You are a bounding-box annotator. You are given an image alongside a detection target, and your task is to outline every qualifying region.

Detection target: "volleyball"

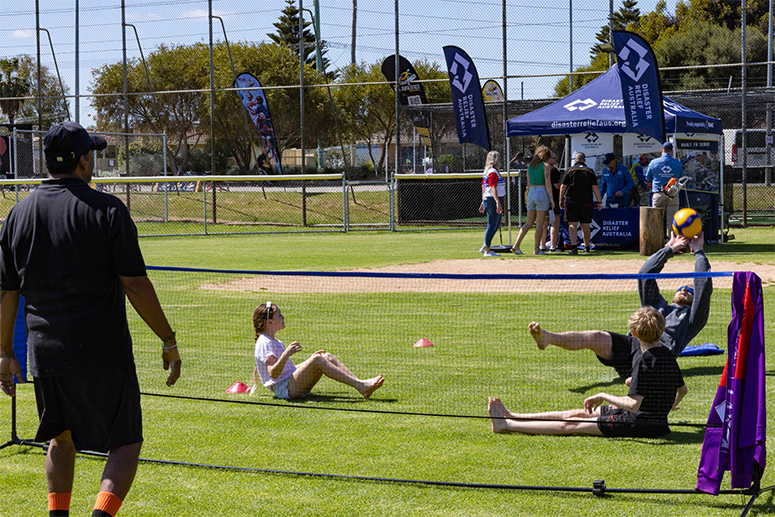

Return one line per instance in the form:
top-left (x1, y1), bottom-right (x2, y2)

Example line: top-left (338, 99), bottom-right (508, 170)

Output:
top-left (672, 208), bottom-right (702, 238)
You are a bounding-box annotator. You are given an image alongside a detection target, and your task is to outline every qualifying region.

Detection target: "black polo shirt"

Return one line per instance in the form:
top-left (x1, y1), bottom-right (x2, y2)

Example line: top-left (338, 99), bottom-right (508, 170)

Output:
top-left (0, 177), bottom-right (146, 377)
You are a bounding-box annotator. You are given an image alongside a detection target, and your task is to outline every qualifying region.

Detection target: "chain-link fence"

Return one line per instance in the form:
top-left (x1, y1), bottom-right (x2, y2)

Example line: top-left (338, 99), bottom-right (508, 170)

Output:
top-left (1, 1), bottom-right (773, 229)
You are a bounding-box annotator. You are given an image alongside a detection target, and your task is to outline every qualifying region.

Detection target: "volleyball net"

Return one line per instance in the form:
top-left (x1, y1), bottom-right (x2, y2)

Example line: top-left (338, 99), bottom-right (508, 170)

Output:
top-left (129, 266), bottom-right (737, 421)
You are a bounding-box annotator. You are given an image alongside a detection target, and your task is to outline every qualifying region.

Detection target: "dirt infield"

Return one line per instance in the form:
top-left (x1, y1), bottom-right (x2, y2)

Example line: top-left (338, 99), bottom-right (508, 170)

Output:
top-left (199, 258), bottom-right (772, 294)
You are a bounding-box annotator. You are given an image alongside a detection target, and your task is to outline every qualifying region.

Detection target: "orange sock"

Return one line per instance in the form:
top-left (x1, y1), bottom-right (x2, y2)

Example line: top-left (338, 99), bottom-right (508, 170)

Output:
top-left (92, 491), bottom-right (122, 517)
top-left (48, 492), bottom-right (71, 515)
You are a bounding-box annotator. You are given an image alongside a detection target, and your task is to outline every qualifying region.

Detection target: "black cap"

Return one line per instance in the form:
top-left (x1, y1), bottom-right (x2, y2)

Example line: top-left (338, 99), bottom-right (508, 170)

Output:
top-left (43, 121), bottom-right (107, 165)
top-left (603, 152), bottom-right (617, 164)
top-left (662, 142), bottom-right (673, 151)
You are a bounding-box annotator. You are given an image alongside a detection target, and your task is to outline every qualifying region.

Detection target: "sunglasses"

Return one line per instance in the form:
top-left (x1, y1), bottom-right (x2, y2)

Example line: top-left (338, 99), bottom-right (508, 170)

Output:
top-left (676, 286), bottom-right (694, 295)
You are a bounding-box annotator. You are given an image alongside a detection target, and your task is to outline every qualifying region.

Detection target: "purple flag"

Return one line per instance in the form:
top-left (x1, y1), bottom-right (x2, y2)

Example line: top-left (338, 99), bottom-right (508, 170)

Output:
top-left (697, 272), bottom-right (766, 494)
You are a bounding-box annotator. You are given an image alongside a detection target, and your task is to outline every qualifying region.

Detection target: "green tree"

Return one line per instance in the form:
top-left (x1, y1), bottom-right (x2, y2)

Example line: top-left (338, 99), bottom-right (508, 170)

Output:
top-left (592, 0), bottom-right (642, 58)
top-left (12, 55), bottom-right (70, 128)
top-left (0, 58), bottom-right (31, 125)
top-left (334, 61), bottom-right (394, 167)
top-left (268, 0), bottom-right (332, 76)
top-left (91, 41), bottom-right (334, 175)
top-left (656, 21), bottom-right (769, 90)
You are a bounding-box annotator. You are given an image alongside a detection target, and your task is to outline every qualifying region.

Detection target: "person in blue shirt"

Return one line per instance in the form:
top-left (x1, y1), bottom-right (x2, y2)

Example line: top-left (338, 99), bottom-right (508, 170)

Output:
top-left (645, 142), bottom-right (684, 237)
top-left (600, 153), bottom-right (634, 208)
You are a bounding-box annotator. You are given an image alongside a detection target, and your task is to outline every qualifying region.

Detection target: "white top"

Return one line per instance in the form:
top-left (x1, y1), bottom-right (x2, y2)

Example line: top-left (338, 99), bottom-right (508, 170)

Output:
top-left (482, 167), bottom-right (506, 198)
top-left (254, 334), bottom-right (295, 389)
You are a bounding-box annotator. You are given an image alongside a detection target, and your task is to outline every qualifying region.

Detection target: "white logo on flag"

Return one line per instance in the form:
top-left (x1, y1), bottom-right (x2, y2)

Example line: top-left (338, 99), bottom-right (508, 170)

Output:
top-left (617, 39), bottom-right (650, 81)
top-left (449, 53), bottom-right (473, 93)
top-left (564, 99), bottom-right (597, 111)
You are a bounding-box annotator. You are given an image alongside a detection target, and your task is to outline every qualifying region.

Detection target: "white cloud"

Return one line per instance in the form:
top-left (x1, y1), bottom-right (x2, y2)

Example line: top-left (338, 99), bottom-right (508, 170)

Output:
top-left (13, 30), bottom-right (34, 39)
top-left (181, 9), bottom-right (232, 20)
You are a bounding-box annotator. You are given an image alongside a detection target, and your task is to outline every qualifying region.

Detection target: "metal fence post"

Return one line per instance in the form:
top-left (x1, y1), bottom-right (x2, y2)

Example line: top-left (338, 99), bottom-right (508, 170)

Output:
top-left (203, 180), bottom-right (208, 235)
top-left (12, 127), bottom-right (18, 203)
top-left (343, 174), bottom-right (348, 232)
top-left (163, 131), bottom-right (169, 223)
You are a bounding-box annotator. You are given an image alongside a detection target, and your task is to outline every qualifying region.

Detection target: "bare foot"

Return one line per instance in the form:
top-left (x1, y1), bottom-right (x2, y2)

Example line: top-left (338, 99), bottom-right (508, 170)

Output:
top-left (488, 397), bottom-right (507, 433)
top-left (361, 375), bottom-right (384, 399)
top-left (529, 321), bottom-right (550, 350)
top-left (491, 397), bottom-right (516, 419)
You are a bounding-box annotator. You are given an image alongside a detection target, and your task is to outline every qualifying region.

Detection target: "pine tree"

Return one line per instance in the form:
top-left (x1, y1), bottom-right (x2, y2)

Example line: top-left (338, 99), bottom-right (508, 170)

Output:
top-left (267, 0), bottom-right (331, 74)
top-left (591, 0), bottom-right (642, 58)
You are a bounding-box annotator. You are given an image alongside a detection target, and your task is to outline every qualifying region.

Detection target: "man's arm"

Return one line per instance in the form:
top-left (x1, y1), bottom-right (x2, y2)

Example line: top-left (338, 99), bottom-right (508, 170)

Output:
top-left (120, 275), bottom-right (181, 387)
top-left (687, 232), bottom-right (713, 336)
top-left (0, 289), bottom-right (23, 396)
top-left (559, 184), bottom-right (568, 208)
top-left (592, 185), bottom-right (603, 210)
top-left (620, 166), bottom-right (634, 194)
top-left (638, 233), bottom-right (689, 308)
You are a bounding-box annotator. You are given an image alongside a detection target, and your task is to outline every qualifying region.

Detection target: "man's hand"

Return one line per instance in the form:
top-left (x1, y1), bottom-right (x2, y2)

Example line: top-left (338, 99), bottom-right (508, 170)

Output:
top-left (690, 231), bottom-right (705, 253)
top-left (0, 354), bottom-right (24, 396)
top-left (667, 231), bottom-right (690, 253)
top-left (162, 347), bottom-right (181, 387)
top-left (615, 191), bottom-right (623, 197)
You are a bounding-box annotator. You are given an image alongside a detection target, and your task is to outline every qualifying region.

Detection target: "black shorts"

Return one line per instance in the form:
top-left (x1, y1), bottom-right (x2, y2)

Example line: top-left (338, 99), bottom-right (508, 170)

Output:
top-left (596, 332), bottom-right (639, 378)
top-left (564, 202), bottom-right (594, 224)
top-left (34, 366), bottom-right (143, 452)
top-left (597, 406), bottom-right (670, 437)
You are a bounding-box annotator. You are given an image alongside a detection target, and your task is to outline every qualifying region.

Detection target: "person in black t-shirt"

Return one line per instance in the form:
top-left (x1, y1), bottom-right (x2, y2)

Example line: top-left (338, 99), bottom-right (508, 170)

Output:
top-left (0, 122), bottom-right (182, 517)
top-left (559, 152), bottom-right (603, 254)
top-left (488, 307), bottom-right (687, 437)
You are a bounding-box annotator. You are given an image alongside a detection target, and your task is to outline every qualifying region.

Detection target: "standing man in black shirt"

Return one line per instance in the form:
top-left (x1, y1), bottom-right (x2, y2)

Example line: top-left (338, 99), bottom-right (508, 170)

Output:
top-left (559, 152), bottom-right (603, 254)
top-left (0, 122), bottom-right (182, 517)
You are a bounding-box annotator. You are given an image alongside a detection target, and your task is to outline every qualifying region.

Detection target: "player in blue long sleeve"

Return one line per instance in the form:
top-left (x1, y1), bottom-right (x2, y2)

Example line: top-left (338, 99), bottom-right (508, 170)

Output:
top-left (600, 153), bottom-right (634, 208)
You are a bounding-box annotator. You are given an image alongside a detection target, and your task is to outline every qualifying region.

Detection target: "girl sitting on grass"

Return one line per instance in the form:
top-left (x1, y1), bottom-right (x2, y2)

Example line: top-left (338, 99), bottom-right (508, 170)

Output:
top-left (251, 302), bottom-right (384, 400)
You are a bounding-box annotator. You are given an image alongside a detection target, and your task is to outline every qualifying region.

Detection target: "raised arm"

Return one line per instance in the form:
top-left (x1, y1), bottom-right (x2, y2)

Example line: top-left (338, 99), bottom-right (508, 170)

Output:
top-left (638, 233), bottom-right (689, 308)
top-left (265, 341), bottom-right (301, 379)
top-left (120, 275), bottom-right (181, 387)
top-left (687, 232), bottom-right (713, 336)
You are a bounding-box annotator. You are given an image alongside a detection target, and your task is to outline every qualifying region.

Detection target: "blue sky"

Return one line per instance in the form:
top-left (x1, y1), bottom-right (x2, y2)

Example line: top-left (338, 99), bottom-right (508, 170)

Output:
top-left (1, 0), bottom-right (678, 125)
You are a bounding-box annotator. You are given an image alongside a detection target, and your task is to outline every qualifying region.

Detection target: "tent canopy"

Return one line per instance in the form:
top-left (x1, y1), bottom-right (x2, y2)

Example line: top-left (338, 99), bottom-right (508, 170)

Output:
top-left (506, 66), bottom-right (722, 137)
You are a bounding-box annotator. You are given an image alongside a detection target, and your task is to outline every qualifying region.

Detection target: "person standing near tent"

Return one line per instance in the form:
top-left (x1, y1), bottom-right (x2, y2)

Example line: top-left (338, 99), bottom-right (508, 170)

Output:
top-left (539, 154), bottom-right (563, 252)
top-left (600, 153), bottom-right (634, 208)
top-left (628, 154), bottom-right (649, 206)
top-left (0, 121), bottom-right (182, 517)
top-left (511, 146), bottom-right (555, 255)
top-left (559, 152), bottom-right (603, 254)
top-left (646, 142), bottom-right (684, 238)
top-left (478, 151), bottom-right (505, 257)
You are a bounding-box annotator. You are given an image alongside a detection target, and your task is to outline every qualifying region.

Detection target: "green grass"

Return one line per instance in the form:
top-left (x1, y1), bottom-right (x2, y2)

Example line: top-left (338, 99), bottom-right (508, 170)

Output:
top-left (1, 227), bottom-right (774, 516)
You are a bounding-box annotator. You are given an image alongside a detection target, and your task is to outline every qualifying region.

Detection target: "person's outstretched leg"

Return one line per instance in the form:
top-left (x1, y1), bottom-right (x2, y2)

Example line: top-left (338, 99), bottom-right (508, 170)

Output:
top-left (289, 353), bottom-right (384, 399)
top-left (47, 431), bottom-right (76, 517)
top-left (91, 441), bottom-right (142, 516)
top-left (488, 397), bottom-right (602, 435)
top-left (528, 321), bottom-right (613, 361)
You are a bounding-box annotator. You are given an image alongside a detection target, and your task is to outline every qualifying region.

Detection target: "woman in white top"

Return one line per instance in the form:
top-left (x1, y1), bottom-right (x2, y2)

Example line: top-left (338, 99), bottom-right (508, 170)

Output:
top-left (252, 302), bottom-right (385, 400)
top-left (479, 151), bottom-right (506, 257)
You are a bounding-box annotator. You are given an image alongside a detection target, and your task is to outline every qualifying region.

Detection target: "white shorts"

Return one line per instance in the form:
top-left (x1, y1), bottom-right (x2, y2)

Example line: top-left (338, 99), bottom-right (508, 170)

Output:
top-left (269, 378), bottom-right (291, 400)
top-left (527, 187), bottom-right (550, 211)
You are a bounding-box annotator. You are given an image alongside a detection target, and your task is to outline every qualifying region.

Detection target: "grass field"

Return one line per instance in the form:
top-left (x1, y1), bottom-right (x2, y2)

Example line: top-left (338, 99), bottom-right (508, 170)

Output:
top-left (1, 227), bottom-right (773, 516)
